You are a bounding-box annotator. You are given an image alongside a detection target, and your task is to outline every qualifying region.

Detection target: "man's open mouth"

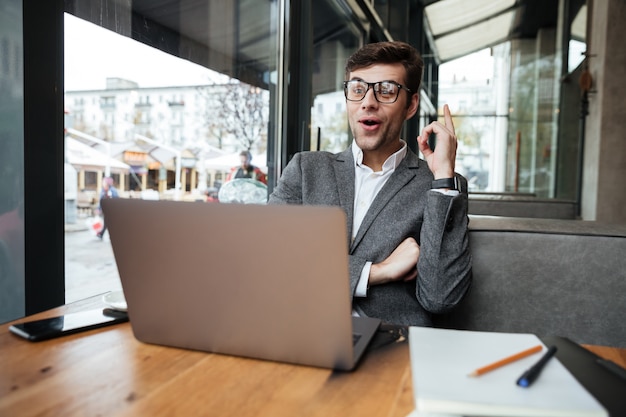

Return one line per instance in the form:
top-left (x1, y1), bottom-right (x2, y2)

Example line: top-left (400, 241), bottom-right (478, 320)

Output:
top-left (360, 118), bottom-right (381, 126)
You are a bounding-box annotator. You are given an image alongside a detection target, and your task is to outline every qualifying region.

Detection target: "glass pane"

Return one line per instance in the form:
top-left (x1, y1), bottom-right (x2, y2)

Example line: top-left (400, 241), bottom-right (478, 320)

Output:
top-left (439, 48), bottom-right (507, 193)
top-left (64, 1), bottom-right (277, 302)
top-left (440, 38), bottom-right (562, 199)
top-left (507, 35), bottom-right (560, 198)
top-left (0, 0), bottom-right (25, 322)
top-left (310, 0), bottom-right (361, 152)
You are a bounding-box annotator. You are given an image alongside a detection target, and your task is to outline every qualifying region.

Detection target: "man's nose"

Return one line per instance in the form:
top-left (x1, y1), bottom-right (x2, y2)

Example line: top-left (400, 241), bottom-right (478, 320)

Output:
top-left (361, 87), bottom-right (378, 108)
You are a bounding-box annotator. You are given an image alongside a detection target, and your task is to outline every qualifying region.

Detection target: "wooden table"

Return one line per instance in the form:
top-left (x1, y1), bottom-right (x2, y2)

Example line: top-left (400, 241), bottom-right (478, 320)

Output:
top-left (2, 297), bottom-right (625, 417)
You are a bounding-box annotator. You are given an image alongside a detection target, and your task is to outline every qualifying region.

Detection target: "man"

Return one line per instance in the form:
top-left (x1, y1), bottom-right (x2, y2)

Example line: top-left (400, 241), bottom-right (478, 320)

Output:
top-left (96, 176), bottom-right (119, 239)
top-left (226, 150), bottom-right (267, 185)
top-left (269, 41), bottom-right (472, 326)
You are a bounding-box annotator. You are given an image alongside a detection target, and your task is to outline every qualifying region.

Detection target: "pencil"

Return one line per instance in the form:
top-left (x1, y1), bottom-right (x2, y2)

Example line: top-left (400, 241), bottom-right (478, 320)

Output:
top-left (468, 345), bottom-right (543, 377)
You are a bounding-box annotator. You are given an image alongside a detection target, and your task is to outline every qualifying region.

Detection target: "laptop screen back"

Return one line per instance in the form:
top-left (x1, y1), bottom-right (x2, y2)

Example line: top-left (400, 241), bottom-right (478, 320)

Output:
top-left (103, 199), bottom-right (358, 369)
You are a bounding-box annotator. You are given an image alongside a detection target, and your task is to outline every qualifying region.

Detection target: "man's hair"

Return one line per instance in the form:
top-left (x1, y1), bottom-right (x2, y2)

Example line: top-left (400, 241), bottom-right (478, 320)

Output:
top-left (345, 41), bottom-right (424, 97)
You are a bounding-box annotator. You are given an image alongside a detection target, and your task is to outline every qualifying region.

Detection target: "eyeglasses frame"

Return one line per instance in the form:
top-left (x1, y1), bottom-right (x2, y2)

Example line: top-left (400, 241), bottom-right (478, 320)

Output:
top-left (343, 80), bottom-right (413, 104)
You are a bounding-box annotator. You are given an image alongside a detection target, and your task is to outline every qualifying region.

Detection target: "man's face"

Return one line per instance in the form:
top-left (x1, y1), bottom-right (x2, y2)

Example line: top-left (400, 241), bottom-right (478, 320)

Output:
top-left (240, 155), bottom-right (250, 168)
top-left (346, 63), bottom-right (418, 157)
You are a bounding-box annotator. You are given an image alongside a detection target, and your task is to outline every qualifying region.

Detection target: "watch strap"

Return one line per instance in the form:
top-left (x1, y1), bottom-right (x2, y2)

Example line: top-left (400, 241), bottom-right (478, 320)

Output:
top-left (431, 177), bottom-right (458, 190)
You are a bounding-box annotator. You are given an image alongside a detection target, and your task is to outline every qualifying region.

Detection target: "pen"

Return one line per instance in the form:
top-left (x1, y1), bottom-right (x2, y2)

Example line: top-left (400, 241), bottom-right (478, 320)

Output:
top-left (516, 345), bottom-right (558, 387)
top-left (468, 344), bottom-right (543, 377)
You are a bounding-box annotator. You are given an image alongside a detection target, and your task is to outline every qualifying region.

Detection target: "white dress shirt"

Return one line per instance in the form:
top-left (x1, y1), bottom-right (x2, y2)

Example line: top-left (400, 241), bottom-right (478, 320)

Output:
top-left (351, 140), bottom-right (408, 297)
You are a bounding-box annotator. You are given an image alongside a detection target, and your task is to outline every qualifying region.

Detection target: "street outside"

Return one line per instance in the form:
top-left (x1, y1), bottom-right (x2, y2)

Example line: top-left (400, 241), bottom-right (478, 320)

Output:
top-left (65, 224), bottom-right (122, 304)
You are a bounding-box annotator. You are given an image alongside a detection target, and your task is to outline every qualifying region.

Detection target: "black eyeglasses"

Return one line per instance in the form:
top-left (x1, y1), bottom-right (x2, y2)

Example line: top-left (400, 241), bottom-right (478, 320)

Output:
top-left (343, 80), bottom-right (412, 103)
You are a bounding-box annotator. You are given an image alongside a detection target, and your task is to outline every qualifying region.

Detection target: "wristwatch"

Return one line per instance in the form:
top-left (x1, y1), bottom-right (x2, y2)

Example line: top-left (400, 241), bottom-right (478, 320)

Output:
top-left (431, 177), bottom-right (458, 190)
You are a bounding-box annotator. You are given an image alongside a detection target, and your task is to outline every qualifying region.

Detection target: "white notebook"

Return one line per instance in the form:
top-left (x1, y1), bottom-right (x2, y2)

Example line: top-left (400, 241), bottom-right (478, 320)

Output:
top-left (408, 327), bottom-right (607, 417)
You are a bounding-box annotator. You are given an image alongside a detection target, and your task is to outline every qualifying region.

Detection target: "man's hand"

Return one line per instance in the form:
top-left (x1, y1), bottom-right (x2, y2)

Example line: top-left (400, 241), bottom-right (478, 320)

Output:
top-left (369, 237), bottom-right (420, 285)
top-left (417, 104), bottom-right (457, 179)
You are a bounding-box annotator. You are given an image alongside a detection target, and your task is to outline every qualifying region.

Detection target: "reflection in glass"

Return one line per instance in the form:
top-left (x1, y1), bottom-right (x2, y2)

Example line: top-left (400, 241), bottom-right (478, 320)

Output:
top-left (310, 0), bottom-right (361, 152)
top-left (0, 0), bottom-right (25, 322)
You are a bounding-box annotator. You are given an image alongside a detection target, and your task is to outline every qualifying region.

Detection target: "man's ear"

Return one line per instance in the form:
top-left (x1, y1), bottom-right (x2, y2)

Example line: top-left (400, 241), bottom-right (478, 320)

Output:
top-left (405, 93), bottom-right (419, 120)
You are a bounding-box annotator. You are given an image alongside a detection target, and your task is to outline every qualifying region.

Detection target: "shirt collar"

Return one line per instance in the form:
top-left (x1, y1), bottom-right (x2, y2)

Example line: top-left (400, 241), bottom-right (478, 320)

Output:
top-left (351, 140), bottom-right (407, 172)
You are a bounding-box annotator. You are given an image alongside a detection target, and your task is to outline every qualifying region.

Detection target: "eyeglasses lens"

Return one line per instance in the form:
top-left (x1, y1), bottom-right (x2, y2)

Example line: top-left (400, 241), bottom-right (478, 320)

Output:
top-left (345, 81), bottom-right (399, 103)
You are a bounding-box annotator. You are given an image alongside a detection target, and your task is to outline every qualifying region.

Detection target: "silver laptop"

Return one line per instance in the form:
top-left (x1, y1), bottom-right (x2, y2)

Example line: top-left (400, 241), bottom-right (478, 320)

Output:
top-left (102, 198), bottom-right (380, 371)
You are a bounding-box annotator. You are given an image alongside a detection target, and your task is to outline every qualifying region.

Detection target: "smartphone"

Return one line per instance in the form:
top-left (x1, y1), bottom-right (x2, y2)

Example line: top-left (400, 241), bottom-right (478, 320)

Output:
top-left (9, 308), bottom-right (128, 342)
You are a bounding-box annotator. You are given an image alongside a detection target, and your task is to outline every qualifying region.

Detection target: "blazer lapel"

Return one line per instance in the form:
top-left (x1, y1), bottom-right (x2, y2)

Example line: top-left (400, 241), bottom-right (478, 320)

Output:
top-left (334, 149), bottom-right (356, 239)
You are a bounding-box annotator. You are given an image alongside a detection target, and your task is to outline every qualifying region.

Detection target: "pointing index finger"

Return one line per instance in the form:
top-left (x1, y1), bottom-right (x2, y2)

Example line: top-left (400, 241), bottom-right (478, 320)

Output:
top-left (443, 104), bottom-right (455, 132)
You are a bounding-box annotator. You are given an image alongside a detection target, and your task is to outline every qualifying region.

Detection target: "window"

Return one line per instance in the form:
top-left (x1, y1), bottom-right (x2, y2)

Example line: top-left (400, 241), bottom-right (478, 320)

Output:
top-left (310, 0), bottom-right (362, 152)
top-left (63, 1), bottom-right (278, 302)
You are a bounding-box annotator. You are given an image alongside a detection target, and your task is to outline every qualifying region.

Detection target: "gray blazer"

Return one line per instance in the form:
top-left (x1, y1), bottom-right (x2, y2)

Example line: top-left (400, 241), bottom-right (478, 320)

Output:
top-left (268, 147), bottom-right (472, 326)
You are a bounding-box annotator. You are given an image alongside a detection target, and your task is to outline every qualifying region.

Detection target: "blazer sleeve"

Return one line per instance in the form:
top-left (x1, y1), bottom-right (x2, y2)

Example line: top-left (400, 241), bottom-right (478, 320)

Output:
top-left (268, 154), bottom-right (304, 205)
top-left (416, 181), bottom-right (472, 314)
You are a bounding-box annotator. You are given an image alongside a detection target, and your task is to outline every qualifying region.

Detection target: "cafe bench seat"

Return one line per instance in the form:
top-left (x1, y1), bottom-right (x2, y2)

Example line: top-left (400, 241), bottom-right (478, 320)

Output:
top-left (433, 215), bottom-right (626, 348)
